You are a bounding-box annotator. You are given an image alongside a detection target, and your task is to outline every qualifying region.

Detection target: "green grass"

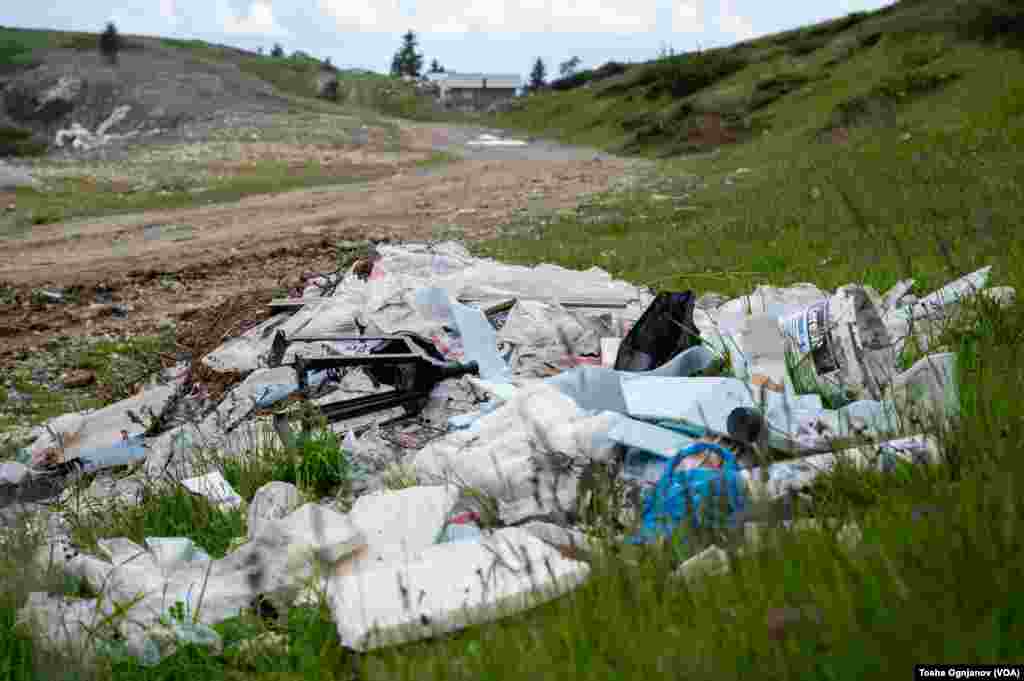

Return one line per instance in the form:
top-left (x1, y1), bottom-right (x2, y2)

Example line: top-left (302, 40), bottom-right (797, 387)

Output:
top-left (0, 27), bottom-right (52, 68)
top-left (2, 145), bottom-right (457, 237)
top-left (0, 332), bottom-right (176, 436)
top-left (0, 127), bottom-right (47, 158)
top-left (64, 482), bottom-right (246, 560)
top-left (218, 412), bottom-right (353, 502)
top-left (0, 161), bottom-right (383, 239)
top-left (493, 0), bottom-right (1024, 157)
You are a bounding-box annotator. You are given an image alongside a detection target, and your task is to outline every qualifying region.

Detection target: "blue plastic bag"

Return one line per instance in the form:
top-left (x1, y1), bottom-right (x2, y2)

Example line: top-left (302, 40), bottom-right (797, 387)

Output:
top-left (628, 442), bottom-right (747, 544)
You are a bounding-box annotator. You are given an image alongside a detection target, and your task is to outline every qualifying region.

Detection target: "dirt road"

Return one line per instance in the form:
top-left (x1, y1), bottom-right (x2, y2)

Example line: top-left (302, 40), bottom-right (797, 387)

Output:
top-left (0, 121), bottom-right (642, 361)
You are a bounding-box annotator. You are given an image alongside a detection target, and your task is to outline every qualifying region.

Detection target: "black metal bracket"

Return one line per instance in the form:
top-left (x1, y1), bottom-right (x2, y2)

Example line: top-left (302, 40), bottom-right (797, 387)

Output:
top-left (266, 330), bottom-right (479, 427)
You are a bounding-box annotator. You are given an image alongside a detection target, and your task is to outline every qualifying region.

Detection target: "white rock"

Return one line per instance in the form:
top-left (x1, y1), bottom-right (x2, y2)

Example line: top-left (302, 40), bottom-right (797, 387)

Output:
top-left (326, 527), bottom-right (590, 651)
top-left (96, 104), bottom-right (132, 136)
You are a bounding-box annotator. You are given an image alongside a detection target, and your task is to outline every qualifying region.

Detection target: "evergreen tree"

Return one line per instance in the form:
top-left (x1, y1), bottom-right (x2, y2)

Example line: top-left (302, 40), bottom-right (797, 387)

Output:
top-left (99, 22), bottom-right (121, 65)
top-left (270, 43), bottom-right (285, 58)
top-left (390, 30), bottom-right (423, 77)
top-left (528, 57), bottom-right (547, 92)
top-left (429, 58), bottom-right (445, 73)
top-left (558, 55), bottom-right (581, 77)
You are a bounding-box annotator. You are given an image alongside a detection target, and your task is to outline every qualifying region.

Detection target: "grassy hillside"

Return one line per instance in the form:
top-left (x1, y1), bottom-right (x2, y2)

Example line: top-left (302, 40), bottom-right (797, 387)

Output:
top-left (495, 0), bottom-right (1023, 157)
top-left (0, 25), bottom-right (450, 125)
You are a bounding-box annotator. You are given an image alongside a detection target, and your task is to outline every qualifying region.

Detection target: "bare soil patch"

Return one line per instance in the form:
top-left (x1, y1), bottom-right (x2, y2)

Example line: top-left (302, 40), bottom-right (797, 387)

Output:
top-left (0, 122), bottom-right (633, 363)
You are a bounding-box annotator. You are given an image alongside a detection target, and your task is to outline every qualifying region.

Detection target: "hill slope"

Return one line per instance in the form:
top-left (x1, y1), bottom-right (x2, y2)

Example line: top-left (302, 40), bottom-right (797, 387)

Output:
top-left (495, 0), bottom-right (1023, 157)
top-left (0, 26), bottom-right (445, 156)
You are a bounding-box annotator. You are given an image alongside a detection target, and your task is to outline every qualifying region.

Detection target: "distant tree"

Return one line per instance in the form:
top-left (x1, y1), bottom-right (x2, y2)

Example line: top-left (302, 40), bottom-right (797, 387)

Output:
top-left (270, 43), bottom-right (285, 58)
top-left (99, 22), bottom-right (121, 64)
top-left (390, 30), bottom-right (423, 77)
top-left (429, 58), bottom-right (445, 73)
top-left (528, 57), bottom-right (547, 93)
top-left (324, 56), bottom-right (332, 67)
top-left (257, 46), bottom-right (264, 55)
top-left (558, 55), bottom-right (582, 77)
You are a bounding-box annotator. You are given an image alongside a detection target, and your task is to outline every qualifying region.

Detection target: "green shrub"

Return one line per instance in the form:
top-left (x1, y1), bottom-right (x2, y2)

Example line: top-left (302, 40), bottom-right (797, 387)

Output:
top-left (0, 126), bottom-right (47, 157)
top-left (220, 418), bottom-right (351, 500)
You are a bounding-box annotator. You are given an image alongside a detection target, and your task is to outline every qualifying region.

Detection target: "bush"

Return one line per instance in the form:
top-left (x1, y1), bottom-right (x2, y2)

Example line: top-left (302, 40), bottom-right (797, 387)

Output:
top-left (0, 126), bottom-right (47, 157)
top-left (958, 0), bottom-right (1024, 49)
top-left (597, 51), bottom-right (746, 100)
top-left (749, 73), bottom-right (811, 110)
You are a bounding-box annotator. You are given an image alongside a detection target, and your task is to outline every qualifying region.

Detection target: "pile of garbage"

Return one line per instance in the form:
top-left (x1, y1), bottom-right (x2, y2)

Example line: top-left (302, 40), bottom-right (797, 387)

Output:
top-left (2, 241), bottom-right (1014, 664)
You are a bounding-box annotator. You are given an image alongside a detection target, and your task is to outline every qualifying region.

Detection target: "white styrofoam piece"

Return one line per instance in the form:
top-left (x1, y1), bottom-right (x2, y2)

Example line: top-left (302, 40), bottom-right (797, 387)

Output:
top-left (335, 485), bottom-right (459, 577)
top-left (181, 471), bottom-right (243, 511)
top-left (253, 503), bottom-right (367, 565)
top-left (600, 338), bottom-right (622, 368)
top-left (326, 527), bottom-right (589, 651)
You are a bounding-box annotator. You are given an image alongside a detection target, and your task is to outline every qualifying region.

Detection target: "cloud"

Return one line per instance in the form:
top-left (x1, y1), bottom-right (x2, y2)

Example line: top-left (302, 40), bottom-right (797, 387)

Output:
top-left (718, 0), bottom-right (757, 41)
top-left (671, 0), bottom-right (705, 33)
top-left (221, 0), bottom-right (289, 36)
top-left (159, 0), bottom-right (180, 24)
top-left (318, 0), bottom-right (658, 34)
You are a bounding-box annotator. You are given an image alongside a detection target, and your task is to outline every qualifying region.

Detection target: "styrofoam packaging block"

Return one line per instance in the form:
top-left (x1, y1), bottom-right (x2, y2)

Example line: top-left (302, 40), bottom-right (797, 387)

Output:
top-left (253, 503), bottom-right (367, 565)
top-left (326, 527), bottom-right (590, 651)
top-left (334, 485), bottom-right (459, 577)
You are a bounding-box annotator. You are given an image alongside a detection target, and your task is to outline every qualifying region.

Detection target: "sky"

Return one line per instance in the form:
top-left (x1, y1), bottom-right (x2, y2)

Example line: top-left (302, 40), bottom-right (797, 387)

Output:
top-left (9, 0), bottom-right (897, 80)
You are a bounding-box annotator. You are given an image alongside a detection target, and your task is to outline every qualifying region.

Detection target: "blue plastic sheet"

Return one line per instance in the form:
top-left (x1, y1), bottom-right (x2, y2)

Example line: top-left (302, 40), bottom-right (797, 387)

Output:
top-left (415, 287), bottom-right (511, 381)
top-left (628, 442), bottom-right (747, 544)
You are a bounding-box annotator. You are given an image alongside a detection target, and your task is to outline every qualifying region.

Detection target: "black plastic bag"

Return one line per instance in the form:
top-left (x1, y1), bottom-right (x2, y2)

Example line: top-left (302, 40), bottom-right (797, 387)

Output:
top-left (614, 291), bottom-right (699, 372)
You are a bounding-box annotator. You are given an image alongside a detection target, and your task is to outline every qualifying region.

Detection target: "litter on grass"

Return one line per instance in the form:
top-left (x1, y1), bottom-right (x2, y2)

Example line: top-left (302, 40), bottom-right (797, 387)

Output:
top-left (6, 241), bottom-right (1012, 661)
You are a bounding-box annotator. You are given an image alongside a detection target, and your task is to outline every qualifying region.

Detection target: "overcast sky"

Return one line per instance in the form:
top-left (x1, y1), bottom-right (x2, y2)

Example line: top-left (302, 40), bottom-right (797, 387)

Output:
top-left (10, 0), bottom-right (896, 79)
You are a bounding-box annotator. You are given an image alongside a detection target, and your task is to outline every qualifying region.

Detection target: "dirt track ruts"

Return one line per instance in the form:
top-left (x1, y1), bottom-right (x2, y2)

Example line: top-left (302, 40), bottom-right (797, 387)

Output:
top-left (0, 122), bottom-right (640, 361)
